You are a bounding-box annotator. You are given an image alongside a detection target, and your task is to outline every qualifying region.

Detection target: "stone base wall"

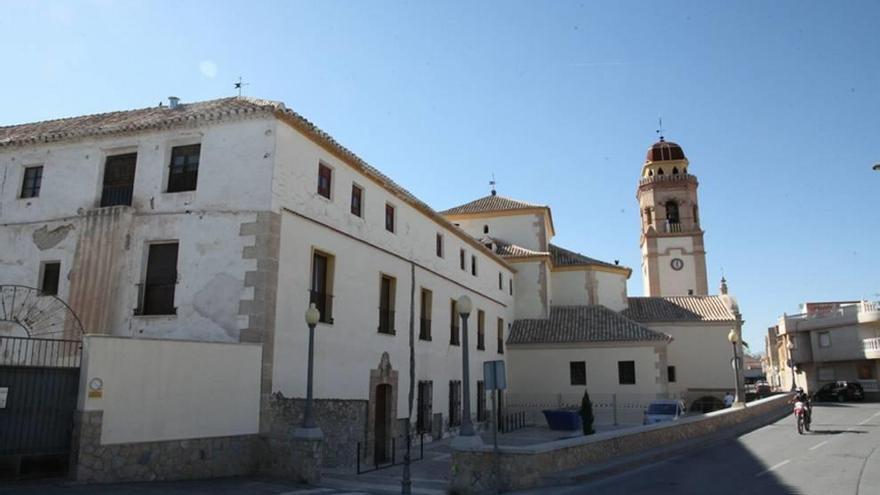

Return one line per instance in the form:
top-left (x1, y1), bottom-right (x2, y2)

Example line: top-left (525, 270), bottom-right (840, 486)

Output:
top-left (265, 393), bottom-right (368, 467)
top-left (450, 393), bottom-right (793, 494)
top-left (72, 411), bottom-right (259, 483)
top-left (260, 433), bottom-right (322, 483)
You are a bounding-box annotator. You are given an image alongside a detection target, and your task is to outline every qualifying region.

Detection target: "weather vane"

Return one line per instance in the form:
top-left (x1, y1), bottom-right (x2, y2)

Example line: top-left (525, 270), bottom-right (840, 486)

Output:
top-left (490, 174), bottom-right (497, 195)
top-left (234, 76), bottom-right (250, 97)
top-left (656, 117), bottom-right (665, 141)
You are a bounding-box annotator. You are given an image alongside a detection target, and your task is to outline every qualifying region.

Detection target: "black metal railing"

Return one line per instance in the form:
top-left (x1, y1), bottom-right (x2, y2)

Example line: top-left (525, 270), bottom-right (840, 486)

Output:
top-left (378, 309), bottom-right (395, 334)
top-left (134, 282), bottom-right (177, 316)
top-left (309, 290), bottom-right (334, 323)
top-left (0, 336), bottom-right (81, 368)
top-left (356, 433), bottom-right (425, 474)
top-left (500, 411), bottom-right (528, 433)
top-left (99, 184), bottom-right (134, 207)
top-left (419, 318), bottom-right (432, 340)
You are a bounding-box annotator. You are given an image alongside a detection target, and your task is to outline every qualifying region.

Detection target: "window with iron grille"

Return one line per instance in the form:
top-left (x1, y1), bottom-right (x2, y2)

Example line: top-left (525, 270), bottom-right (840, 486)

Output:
top-left (448, 380), bottom-right (462, 427)
top-left (570, 361), bottom-right (586, 385)
top-left (477, 380), bottom-right (487, 422)
top-left (318, 163), bottom-right (332, 198)
top-left (497, 318), bottom-right (504, 354)
top-left (167, 144), bottom-right (200, 192)
top-left (310, 251), bottom-right (334, 323)
top-left (138, 243), bottom-right (178, 315)
top-left (618, 360), bottom-right (636, 385)
top-left (477, 310), bottom-right (485, 350)
top-left (419, 288), bottom-right (432, 341)
top-left (351, 183), bottom-right (363, 217)
top-left (417, 381), bottom-right (433, 434)
top-left (20, 166), bottom-right (43, 198)
top-left (101, 153), bottom-right (137, 207)
top-left (449, 299), bottom-right (460, 345)
top-left (378, 275), bottom-right (396, 334)
top-left (385, 204), bottom-right (395, 232)
top-left (39, 262), bottom-right (61, 296)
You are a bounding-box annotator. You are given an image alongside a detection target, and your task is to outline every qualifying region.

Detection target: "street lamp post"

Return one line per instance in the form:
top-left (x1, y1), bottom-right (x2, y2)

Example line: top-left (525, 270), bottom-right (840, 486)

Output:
top-left (297, 302), bottom-right (322, 435)
top-left (787, 341), bottom-right (797, 392)
top-left (727, 329), bottom-right (745, 407)
top-left (451, 295), bottom-right (482, 448)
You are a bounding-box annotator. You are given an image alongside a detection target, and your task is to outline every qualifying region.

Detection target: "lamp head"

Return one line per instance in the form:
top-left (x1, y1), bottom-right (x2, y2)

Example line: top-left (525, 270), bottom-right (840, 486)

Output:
top-left (727, 329), bottom-right (737, 344)
top-left (305, 303), bottom-right (321, 326)
top-left (787, 341), bottom-right (794, 350)
top-left (456, 295), bottom-right (472, 316)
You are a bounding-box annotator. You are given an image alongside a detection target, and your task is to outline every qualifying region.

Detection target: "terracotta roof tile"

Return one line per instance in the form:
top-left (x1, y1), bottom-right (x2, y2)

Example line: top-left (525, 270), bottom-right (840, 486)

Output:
top-left (509, 305), bottom-right (671, 345)
top-left (549, 243), bottom-right (624, 270)
top-left (623, 296), bottom-right (736, 322)
top-left (479, 237), bottom-right (548, 258)
top-left (440, 194), bottom-right (545, 215)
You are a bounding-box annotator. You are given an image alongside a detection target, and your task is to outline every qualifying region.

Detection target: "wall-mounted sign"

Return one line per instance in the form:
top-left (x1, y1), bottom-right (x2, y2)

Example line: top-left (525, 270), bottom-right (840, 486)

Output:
top-left (87, 377), bottom-right (103, 399)
top-left (0, 387), bottom-right (8, 409)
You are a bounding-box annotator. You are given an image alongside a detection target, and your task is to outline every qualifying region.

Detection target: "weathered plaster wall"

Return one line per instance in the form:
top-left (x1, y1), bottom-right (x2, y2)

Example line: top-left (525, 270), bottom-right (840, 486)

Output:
top-left (644, 321), bottom-right (732, 396)
top-left (450, 212), bottom-right (550, 252)
top-left (511, 260), bottom-right (549, 319)
top-left (78, 335), bottom-right (262, 444)
top-left (550, 269), bottom-right (628, 311)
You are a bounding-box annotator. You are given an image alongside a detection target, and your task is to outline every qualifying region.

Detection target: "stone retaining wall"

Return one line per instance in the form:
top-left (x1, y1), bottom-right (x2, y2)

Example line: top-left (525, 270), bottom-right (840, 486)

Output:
top-left (450, 394), bottom-right (792, 494)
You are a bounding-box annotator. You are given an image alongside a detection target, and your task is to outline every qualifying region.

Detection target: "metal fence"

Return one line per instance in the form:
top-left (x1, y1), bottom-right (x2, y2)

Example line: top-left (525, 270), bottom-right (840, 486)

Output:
top-left (503, 392), bottom-right (676, 427)
top-left (0, 336), bottom-right (81, 368)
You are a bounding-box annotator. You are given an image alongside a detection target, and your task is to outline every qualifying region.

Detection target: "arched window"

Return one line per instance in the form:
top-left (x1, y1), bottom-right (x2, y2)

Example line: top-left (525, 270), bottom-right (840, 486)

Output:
top-left (648, 170), bottom-right (654, 177)
top-left (645, 208), bottom-right (653, 226)
top-left (672, 167), bottom-right (679, 175)
top-left (665, 200), bottom-right (680, 224)
top-left (693, 205), bottom-right (699, 224)
top-left (658, 168), bottom-right (665, 175)
top-left (483, 225), bottom-right (489, 234)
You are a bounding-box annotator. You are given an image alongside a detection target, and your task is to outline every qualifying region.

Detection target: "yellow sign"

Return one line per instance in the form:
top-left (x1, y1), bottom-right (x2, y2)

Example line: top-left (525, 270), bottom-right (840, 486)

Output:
top-left (88, 390), bottom-right (103, 399)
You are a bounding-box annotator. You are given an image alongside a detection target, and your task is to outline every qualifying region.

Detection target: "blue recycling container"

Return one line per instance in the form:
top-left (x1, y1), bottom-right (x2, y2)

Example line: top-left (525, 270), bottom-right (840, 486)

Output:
top-left (542, 409), bottom-right (582, 431)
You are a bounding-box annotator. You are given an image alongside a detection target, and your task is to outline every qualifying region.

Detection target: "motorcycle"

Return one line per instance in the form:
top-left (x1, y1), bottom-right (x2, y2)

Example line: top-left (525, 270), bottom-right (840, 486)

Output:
top-left (794, 401), bottom-right (811, 434)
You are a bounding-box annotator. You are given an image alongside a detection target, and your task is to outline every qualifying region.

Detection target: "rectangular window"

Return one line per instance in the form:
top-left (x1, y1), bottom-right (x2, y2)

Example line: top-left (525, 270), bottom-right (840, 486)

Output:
top-left (498, 273), bottom-right (503, 290)
top-left (378, 275), bottom-right (396, 334)
top-left (477, 309), bottom-right (485, 350)
top-left (139, 242), bottom-right (178, 315)
top-left (317, 163), bottom-right (332, 198)
top-left (477, 380), bottom-right (487, 422)
top-left (667, 365), bottom-right (677, 383)
top-left (436, 233), bottom-right (444, 258)
top-left (618, 361), bottom-right (636, 385)
top-left (100, 153), bottom-right (137, 207)
top-left (385, 204), bottom-right (395, 232)
top-left (39, 262), bottom-right (61, 296)
top-left (460, 249), bottom-right (466, 271)
top-left (350, 183), bottom-right (363, 217)
top-left (819, 332), bottom-right (831, 348)
top-left (497, 318), bottom-right (504, 354)
top-left (448, 380), bottom-right (462, 427)
top-left (309, 251), bottom-right (334, 324)
top-left (167, 144), bottom-right (200, 192)
top-left (509, 279), bottom-right (513, 296)
top-left (471, 255), bottom-right (477, 276)
top-left (20, 166), bottom-right (43, 198)
top-left (570, 361), bottom-right (587, 386)
top-left (450, 299), bottom-right (460, 345)
top-left (417, 381), bottom-right (433, 434)
top-left (419, 288), bottom-right (432, 341)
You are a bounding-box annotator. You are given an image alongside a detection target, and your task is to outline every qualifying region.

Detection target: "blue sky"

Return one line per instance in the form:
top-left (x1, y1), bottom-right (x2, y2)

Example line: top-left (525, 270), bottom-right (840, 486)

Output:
top-left (3, 1), bottom-right (878, 351)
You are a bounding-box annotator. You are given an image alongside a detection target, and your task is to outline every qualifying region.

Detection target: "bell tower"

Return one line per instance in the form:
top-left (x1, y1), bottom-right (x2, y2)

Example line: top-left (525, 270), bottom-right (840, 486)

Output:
top-left (637, 137), bottom-right (708, 296)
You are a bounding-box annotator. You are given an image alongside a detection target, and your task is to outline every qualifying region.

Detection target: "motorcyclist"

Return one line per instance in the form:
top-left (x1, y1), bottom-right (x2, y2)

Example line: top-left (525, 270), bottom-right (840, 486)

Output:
top-left (793, 387), bottom-right (812, 425)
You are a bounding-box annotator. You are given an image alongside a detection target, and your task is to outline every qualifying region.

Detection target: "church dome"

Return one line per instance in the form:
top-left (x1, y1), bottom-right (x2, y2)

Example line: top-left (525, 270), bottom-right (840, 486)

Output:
top-left (646, 138), bottom-right (686, 162)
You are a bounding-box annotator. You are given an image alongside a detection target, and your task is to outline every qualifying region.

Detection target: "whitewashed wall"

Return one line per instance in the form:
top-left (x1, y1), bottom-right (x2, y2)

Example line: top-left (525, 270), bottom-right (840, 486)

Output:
top-left (645, 321), bottom-right (732, 395)
top-left (511, 260), bottom-right (550, 319)
top-left (506, 343), bottom-right (666, 396)
top-left (78, 335), bottom-right (261, 444)
top-left (551, 269), bottom-right (628, 311)
top-left (450, 212), bottom-right (551, 253)
top-left (643, 236), bottom-right (699, 296)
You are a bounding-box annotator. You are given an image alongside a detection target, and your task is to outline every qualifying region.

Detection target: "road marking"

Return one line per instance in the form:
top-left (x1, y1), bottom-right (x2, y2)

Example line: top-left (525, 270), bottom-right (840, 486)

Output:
top-left (809, 440), bottom-right (829, 451)
top-left (755, 459), bottom-right (791, 477)
top-left (858, 411), bottom-right (880, 425)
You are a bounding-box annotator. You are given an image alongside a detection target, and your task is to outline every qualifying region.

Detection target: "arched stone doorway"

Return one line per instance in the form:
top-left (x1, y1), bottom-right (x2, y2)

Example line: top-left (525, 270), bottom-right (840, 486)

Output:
top-left (367, 352), bottom-right (398, 464)
top-left (689, 395), bottom-right (725, 413)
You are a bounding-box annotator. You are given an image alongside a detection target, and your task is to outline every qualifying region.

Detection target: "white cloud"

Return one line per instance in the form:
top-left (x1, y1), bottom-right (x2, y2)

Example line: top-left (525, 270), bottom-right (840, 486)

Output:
top-left (199, 60), bottom-right (218, 79)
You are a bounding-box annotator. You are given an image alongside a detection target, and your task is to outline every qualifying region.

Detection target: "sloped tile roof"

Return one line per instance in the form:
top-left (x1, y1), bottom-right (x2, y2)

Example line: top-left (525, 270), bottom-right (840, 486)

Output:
top-left (549, 243), bottom-right (624, 270)
top-left (509, 305), bottom-right (671, 345)
top-left (480, 236), bottom-right (549, 258)
top-left (0, 97), bottom-right (517, 271)
top-left (623, 296), bottom-right (736, 322)
top-left (440, 194), bottom-right (545, 215)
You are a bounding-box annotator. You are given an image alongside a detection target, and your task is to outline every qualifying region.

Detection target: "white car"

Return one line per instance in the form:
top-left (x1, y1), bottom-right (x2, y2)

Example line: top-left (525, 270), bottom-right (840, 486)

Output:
top-left (643, 400), bottom-right (687, 425)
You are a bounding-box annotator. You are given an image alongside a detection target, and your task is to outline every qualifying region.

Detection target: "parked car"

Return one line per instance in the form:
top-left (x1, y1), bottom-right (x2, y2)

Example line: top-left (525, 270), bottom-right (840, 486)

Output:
top-left (755, 381), bottom-right (772, 398)
top-left (643, 400), bottom-right (687, 425)
top-left (812, 381), bottom-right (864, 402)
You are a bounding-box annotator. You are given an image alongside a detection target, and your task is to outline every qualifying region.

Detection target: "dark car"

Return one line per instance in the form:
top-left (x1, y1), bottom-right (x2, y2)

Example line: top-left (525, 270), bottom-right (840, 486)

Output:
top-left (813, 381), bottom-right (864, 402)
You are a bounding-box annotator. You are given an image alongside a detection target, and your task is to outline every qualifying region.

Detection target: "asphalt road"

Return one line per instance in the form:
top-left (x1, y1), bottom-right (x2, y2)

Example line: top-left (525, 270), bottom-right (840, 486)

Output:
top-left (523, 401), bottom-right (880, 495)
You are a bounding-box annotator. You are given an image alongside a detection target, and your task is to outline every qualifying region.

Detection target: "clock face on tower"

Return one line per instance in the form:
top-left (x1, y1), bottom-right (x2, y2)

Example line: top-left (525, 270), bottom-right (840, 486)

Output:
top-left (670, 258), bottom-right (684, 271)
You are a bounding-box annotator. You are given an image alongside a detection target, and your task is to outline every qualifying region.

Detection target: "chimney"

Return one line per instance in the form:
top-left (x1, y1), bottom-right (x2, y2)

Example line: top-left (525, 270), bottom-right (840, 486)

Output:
top-left (168, 96), bottom-right (180, 109)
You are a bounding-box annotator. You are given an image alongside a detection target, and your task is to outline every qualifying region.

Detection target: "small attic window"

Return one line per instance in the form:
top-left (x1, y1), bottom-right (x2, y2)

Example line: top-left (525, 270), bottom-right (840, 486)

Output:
top-left (483, 225), bottom-right (489, 234)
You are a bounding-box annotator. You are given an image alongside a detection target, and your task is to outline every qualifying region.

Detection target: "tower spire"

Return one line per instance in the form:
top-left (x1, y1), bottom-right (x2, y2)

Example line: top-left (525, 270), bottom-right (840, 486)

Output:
top-left (489, 174), bottom-right (497, 196)
top-left (656, 117), bottom-right (665, 142)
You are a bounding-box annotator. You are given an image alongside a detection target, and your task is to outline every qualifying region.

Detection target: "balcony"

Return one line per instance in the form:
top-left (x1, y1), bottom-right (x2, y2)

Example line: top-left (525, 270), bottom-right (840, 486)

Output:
top-left (863, 337), bottom-right (880, 359)
top-left (858, 301), bottom-right (880, 325)
top-left (638, 173), bottom-right (698, 188)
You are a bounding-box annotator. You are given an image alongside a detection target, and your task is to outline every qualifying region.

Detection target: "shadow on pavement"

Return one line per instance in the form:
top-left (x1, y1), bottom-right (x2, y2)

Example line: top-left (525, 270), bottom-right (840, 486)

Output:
top-left (807, 429), bottom-right (867, 435)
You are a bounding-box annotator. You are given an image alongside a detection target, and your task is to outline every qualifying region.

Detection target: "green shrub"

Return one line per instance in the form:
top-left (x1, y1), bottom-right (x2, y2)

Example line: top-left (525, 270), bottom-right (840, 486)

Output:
top-left (579, 389), bottom-right (595, 435)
